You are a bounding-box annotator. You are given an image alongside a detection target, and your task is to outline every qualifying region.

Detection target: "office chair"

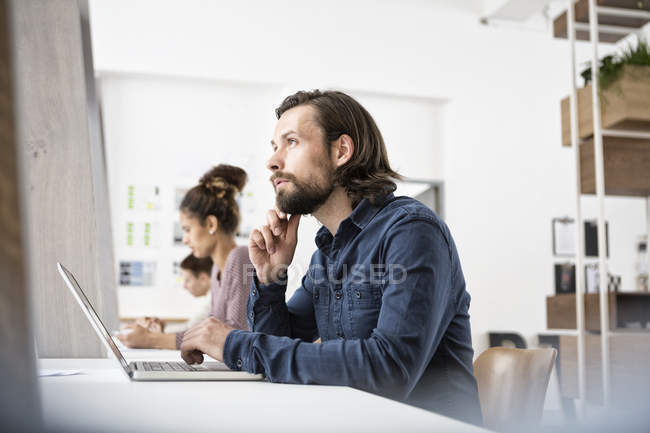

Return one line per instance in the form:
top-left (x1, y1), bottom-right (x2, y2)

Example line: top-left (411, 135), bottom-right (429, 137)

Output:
top-left (473, 347), bottom-right (557, 432)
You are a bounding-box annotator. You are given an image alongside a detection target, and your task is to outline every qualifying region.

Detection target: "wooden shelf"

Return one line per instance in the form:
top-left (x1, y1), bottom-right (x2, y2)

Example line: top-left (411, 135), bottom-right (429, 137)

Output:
top-left (554, 0), bottom-right (650, 43)
top-left (560, 65), bottom-right (650, 147)
top-left (559, 65), bottom-right (650, 197)
top-left (546, 292), bottom-right (650, 331)
top-left (579, 136), bottom-right (650, 196)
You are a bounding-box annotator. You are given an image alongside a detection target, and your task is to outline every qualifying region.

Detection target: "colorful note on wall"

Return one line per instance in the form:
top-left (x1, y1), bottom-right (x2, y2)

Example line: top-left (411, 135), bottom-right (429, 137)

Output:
top-left (126, 221), bottom-right (160, 247)
top-left (127, 185), bottom-right (161, 211)
top-left (119, 261), bottom-right (156, 286)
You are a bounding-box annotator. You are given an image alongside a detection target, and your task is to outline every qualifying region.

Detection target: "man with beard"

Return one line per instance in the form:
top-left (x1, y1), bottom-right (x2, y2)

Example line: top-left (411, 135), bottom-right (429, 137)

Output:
top-left (180, 90), bottom-right (482, 425)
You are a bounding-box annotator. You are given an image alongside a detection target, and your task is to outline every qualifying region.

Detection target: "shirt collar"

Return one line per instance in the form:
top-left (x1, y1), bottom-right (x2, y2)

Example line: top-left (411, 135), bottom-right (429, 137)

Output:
top-left (349, 192), bottom-right (395, 230)
top-left (314, 192), bottom-right (395, 252)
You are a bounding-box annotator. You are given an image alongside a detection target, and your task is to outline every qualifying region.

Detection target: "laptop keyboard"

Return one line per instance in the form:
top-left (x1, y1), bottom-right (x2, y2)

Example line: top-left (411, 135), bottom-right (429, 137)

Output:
top-left (135, 361), bottom-right (209, 372)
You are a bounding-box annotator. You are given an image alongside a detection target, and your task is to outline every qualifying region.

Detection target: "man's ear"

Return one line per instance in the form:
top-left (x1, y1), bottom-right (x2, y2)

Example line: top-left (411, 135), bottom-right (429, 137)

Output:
top-left (205, 215), bottom-right (219, 235)
top-left (331, 134), bottom-right (354, 168)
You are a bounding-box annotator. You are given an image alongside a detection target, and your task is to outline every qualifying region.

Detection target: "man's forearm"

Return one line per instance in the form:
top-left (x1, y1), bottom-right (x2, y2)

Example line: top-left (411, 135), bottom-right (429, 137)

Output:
top-left (248, 270), bottom-right (318, 341)
top-left (248, 277), bottom-right (292, 336)
top-left (222, 329), bottom-right (418, 400)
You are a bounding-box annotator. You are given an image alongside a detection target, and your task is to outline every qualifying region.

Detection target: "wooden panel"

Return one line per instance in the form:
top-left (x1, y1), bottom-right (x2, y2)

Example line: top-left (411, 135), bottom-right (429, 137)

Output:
top-left (561, 65), bottom-right (650, 147)
top-left (0, 0), bottom-right (41, 428)
top-left (546, 293), bottom-right (617, 331)
top-left (554, 0), bottom-right (650, 43)
top-left (559, 333), bottom-right (650, 406)
top-left (79, 1), bottom-right (118, 323)
top-left (548, 293), bottom-right (650, 330)
top-left (580, 136), bottom-right (650, 197)
top-left (10, 0), bottom-right (118, 357)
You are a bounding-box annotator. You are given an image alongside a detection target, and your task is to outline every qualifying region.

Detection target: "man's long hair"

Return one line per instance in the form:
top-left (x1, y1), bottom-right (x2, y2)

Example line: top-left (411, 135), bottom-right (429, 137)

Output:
top-left (275, 90), bottom-right (401, 207)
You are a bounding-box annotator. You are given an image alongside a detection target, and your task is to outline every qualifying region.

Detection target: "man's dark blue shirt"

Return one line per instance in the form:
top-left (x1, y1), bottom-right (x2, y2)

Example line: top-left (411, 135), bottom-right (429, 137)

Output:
top-left (223, 193), bottom-right (482, 425)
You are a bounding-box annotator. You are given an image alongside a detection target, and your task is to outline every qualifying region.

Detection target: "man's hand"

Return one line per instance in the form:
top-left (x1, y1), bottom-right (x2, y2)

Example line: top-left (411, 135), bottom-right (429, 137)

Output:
top-left (117, 324), bottom-right (155, 348)
top-left (249, 208), bottom-right (301, 285)
top-left (180, 317), bottom-right (235, 364)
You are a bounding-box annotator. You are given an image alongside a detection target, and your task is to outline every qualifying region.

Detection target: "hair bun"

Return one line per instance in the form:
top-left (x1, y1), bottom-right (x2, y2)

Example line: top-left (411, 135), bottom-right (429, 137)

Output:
top-left (199, 165), bottom-right (248, 199)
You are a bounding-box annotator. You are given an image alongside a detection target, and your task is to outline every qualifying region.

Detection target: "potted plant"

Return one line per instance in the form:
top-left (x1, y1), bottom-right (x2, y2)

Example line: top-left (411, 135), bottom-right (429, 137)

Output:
top-left (560, 39), bottom-right (650, 147)
top-left (560, 39), bottom-right (650, 196)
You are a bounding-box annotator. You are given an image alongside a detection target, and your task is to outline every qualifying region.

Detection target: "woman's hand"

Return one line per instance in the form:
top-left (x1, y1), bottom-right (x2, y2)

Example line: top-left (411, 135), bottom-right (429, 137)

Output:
top-left (117, 324), bottom-right (156, 348)
top-left (135, 316), bottom-right (165, 333)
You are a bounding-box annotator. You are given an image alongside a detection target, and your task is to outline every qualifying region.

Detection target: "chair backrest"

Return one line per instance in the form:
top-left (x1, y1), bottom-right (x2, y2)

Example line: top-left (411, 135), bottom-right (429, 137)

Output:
top-left (473, 347), bottom-right (557, 432)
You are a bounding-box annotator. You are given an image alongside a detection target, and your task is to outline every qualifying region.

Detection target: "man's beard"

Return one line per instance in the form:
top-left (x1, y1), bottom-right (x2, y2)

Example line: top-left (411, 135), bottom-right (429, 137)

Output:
top-left (272, 168), bottom-right (335, 215)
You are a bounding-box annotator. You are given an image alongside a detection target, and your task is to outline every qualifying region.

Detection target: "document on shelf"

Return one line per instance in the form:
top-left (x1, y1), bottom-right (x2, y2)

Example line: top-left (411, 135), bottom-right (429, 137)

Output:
top-left (553, 218), bottom-right (575, 256)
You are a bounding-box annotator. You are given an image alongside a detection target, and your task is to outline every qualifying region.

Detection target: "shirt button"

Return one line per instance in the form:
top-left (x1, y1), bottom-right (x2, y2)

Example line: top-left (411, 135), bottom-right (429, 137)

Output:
top-left (236, 359), bottom-right (243, 368)
top-left (314, 292), bottom-right (319, 300)
top-left (355, 290), bottom-right (361, 299)
top-left (335, 290), bottom-right (342, 300)
top-left (249, 312), bottom-right (254, 319)
top-left (252, 290), bottom-right (257, 296)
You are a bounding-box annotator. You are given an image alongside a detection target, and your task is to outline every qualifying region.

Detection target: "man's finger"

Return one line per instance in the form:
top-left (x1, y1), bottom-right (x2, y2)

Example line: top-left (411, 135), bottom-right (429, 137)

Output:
top-left (190, 350), bottom-right (204, 364)
top-left (266, 210), bottom-right (284, 236)
top-left (250, 228), bottom-right (267, 252)
top-left (182, 324), bottom-right (204, 340)
top-left (180, 340), bottom-right (205, 364)
top-left (259, 225), bottom-right (276, 254)
top-left (181, 348), bottom-right (202, 364)
top-left (182, 317), bottom-right (212, 340)
top-left (275, 206), bottom-right (286, 220)
top-left (180, 342), bottom-right (196, 361)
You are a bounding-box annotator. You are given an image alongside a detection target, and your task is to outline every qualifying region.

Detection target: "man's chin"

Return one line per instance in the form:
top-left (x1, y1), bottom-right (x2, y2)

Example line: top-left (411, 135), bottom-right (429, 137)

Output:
top-left (274, 179), bottom-right (334, 215)
top-left (275, 200), bottom-right (300, 215)
top-left (276, 194), bottom-right (311, 215)
top-left (276, 198), bottom-right (327, 216)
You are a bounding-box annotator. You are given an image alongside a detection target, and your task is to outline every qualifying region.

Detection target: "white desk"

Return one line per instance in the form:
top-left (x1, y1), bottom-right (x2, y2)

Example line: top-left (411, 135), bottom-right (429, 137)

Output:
top-left (38, 351), bottom-right (486, 433)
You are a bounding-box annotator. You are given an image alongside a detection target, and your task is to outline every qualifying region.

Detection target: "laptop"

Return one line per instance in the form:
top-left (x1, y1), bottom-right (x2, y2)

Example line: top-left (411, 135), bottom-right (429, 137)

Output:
top-left (57, 262), bottom-right (264, 381)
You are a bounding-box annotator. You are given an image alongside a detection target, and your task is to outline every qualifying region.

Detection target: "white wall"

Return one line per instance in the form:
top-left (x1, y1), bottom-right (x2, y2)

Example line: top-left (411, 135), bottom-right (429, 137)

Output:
top-left (89, 0), bottom-right (648, 354)
top-left (101, 74), bottom-right (282, 318)
top-left (350, 91), bottom-right (446, 180)
top-left (99, 73), bottom-right (447, 318)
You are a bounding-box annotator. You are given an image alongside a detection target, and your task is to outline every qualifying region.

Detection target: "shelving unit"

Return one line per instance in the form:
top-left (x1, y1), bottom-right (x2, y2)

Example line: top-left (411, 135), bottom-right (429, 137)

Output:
top-left (547, 292), bottom-right (650, 330)
top-left (555, 0), bottom-right (650, 42)
top-left (555, 0), bottom-right (650, 414)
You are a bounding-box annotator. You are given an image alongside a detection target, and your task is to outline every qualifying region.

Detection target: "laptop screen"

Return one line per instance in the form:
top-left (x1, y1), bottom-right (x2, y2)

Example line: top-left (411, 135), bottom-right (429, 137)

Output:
top-left (57, 263), bottom-right (131, 376)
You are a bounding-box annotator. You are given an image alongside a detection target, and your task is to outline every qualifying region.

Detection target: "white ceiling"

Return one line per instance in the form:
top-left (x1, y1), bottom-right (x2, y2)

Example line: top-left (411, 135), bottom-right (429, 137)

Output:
top-left (431, 0), bottom-right (567, 22)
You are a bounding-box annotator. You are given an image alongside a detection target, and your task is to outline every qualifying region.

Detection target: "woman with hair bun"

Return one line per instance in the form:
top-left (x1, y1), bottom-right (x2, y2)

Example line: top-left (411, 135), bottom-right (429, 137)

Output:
top-left (118, 165), bottom-right (253, 350)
